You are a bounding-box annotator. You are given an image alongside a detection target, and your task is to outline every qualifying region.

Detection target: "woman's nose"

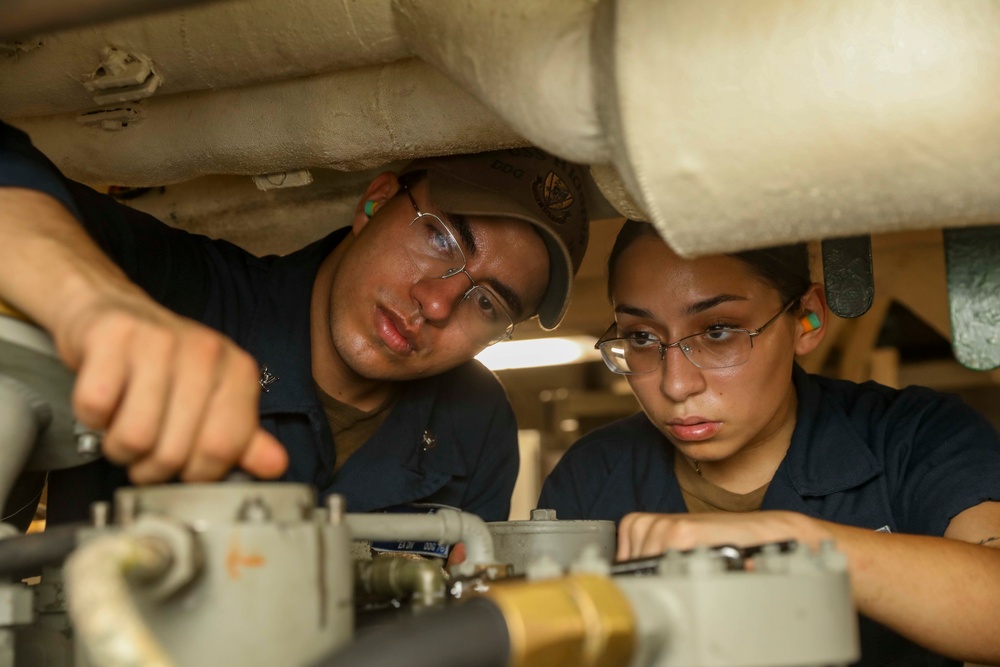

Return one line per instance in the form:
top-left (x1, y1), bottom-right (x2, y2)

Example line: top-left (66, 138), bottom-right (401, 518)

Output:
top-left (658, 345), bottom-right (706, 401)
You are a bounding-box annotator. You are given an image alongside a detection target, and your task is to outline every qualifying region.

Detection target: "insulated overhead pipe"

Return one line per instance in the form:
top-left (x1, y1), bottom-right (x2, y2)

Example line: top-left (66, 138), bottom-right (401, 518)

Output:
top-left (0, 0), bottom-right (405, 119)
top-left (391, 0), bottom-right (604, 165)
top-left (10, 58), bottom-right (523, 187)
top-left (395, 0), bottom-right (1000, 256)
top-left (11, 0), bottom-right (999, 258)
top-left (0, 0), bottom-right (223, 41)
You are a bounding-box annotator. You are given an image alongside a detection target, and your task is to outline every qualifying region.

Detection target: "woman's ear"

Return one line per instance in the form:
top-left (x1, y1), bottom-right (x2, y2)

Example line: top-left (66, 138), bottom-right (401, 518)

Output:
top-left (352, 171), bottom-right (400, 234)
top-left (794, 283), bottom-right (828, 356)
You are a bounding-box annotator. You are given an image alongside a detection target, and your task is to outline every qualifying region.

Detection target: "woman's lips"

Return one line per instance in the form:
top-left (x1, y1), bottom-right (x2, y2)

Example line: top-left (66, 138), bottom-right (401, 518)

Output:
top-left (375, 308), bottom-right (413, 355)
top-left (665, 419), bottom-right (721, 442)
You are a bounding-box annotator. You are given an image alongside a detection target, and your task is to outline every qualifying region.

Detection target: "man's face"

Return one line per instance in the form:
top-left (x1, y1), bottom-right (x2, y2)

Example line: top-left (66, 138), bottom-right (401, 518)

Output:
top-left (326, 178), bottom-right (550, 382)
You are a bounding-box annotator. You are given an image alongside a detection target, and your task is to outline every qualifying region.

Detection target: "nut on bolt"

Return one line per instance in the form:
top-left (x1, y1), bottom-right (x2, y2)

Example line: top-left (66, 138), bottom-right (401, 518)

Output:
top-left (126, 516), bottom-right (204, 601)
top-left (326, 494), bottom-right (346, 525)
top-left (74, 423), bottom-right (102, 456)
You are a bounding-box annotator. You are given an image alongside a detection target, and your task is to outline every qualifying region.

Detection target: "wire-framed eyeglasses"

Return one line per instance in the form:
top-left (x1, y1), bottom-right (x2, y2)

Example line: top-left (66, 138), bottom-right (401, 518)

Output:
top-left (402, 186), bottom-right (514, 345)
top-left (596, 299), bottom-right (798, 375)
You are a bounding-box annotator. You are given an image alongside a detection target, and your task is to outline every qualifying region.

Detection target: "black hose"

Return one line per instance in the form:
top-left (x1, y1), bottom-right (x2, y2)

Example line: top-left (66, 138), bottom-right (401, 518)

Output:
top-left (0, 523), bottom-right (81, 578)
top-left (310, 597), bottom-right (510, 667)
top-left (1, 471), bottom-right (45, 533)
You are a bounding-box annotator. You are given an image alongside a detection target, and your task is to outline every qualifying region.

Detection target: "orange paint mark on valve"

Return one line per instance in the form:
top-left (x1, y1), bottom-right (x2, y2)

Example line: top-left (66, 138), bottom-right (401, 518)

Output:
top-left (226, 533), bottom-right (266, 580)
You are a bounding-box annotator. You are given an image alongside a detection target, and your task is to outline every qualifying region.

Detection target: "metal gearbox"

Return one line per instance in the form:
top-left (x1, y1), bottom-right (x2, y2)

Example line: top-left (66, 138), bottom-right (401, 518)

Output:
top-left (487, 509), bottom-right (616, 575)
top-left (68, 483), bottom-right (353, 667)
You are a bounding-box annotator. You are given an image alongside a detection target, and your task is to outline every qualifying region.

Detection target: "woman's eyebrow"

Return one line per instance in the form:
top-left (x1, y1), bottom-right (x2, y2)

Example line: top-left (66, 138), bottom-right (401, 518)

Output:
top-left (685, 294), bottom-right (747, 316)
top-left (615, 295), bottom-right (748, 320)
top-left (614, 304), bottom-right (655, 319)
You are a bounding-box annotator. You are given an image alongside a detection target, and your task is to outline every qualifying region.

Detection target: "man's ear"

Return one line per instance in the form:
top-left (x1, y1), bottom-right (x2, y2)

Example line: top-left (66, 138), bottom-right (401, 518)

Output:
top-left (352, 171), bottom-right (401, 235)
top-left (794, 283), bottom-right (828, 356)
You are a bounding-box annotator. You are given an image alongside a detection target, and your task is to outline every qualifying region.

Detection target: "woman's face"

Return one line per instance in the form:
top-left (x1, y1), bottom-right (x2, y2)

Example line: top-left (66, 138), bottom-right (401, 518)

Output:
top-left (611, 235), bottom-right (818, 467)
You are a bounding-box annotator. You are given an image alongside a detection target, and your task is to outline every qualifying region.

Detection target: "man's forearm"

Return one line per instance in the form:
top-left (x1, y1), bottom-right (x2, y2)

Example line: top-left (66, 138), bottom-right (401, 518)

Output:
top-left (0, 185), bottom-right (289, 483)
top-left (0, 187), bottom-right (140, 346)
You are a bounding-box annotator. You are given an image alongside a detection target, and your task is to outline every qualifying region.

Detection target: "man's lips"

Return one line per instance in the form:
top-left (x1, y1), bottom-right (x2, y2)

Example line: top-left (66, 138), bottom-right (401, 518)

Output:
top-left (375, 307), bottom-right (416, 355)
top-left (664, 417), bottom-right (721, 442)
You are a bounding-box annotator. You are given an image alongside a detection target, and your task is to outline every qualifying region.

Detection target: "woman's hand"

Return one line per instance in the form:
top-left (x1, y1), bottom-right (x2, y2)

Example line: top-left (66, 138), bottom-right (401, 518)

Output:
top-left (616, 510), bottom-right (833, 561)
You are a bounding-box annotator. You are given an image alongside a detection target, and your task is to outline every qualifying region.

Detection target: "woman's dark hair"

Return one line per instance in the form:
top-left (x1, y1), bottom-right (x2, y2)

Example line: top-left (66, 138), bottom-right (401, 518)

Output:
top-left (607, 219), bottom-right (812, 307)
top-left (397, 169), bottom-right (427, 189)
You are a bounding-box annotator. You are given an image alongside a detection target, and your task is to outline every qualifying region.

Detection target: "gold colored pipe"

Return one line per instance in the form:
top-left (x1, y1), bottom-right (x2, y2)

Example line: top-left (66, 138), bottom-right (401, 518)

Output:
top-left (480, 574), bottom-right (635, 667)
top-left (0, 300), bottom-right (29, 322)
top-left (355, 556), bottom-right (447, 609)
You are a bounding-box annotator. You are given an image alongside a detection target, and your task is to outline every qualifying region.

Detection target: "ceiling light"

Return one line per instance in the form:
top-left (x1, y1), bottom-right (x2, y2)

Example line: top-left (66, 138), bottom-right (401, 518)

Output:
top-left (475, 336), bottom-right (600, 371)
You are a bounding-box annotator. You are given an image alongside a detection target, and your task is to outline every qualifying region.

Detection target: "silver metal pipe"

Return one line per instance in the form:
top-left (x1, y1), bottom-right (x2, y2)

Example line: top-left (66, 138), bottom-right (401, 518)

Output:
top-left (345, 509), bottom-right (496, 575)
top-left (0, 377), bottom-right (41, 518)
top-left (355, 557), bottom-right (446, 609)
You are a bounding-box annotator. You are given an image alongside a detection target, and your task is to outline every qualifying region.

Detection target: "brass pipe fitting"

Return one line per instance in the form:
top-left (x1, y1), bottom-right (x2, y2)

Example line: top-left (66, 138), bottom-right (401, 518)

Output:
top-left (355, 556), bottom-right (447, 609)
top-left (480, 574), bottom-right (635, 667)
top-left (0, 300), bottom-right (29, 322)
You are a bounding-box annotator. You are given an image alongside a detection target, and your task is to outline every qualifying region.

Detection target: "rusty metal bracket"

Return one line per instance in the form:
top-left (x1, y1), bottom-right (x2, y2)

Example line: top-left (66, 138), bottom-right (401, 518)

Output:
top-left (944, 225), bottom-right (1000, 371)
top-left (821, 236), bottom-right (874, 319)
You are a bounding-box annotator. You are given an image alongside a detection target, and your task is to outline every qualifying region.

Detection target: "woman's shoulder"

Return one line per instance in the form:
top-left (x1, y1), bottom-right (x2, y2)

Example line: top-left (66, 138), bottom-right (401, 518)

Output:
top-left (803, 367), bottom-right (964, 414)
top-left (801, 368), bottom-right (997, 442)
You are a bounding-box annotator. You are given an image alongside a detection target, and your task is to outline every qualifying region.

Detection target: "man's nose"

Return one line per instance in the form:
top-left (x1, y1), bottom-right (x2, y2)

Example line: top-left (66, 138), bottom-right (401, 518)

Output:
top-left (412, 273), bottom-right (472, 323)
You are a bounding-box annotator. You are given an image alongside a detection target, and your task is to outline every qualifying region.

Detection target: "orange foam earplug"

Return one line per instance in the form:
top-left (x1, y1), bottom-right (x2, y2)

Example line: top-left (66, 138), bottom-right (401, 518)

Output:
top-left (801, 312), bottom-right (822, 332)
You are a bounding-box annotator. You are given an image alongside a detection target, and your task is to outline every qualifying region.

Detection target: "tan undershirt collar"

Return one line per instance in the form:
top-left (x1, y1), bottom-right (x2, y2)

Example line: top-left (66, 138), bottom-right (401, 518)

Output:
top-left (674, 448), bottom-right (770, 513)
top-left (314, 381), bottom-right (398, 473)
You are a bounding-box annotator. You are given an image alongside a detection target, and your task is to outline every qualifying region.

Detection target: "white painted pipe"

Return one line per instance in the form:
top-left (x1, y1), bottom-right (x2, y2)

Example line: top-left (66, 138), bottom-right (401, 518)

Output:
top-left (391, 0), bottom-right (605, 165)
top-left (345, 509), bottom-right (496, 576)
top-left (0, 0), bottom-right (405, 119)
top-left (64, 532), bottom-right (175, 667)
top-left (0, 0), bottom-right (215, 42)
top-left (9, 0), bottom-right (1000, 256)
top-left (594, 0), bottom-right (1000, 255)
top-left (10, 58), bottom-right (525, 187)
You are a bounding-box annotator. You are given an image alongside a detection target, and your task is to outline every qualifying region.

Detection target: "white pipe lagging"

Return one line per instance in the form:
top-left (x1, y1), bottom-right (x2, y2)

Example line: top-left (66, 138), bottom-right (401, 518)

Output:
top-left (391, 0), bottom-right (605, 166)
top-left (346, 509), bottom-right (496, 577)
top-left (64, 532), bottom-right (176, 667)
top-left (11, 58), bottom-right (525, 187)
top-left (392, 0), bottom-right (1000, 255)
top-left (0, 0), bottom-right (215, 43)
top-left (7, 0), bottom-right (1000, 253)
top-left (0, 0), bottom-right (405, 119)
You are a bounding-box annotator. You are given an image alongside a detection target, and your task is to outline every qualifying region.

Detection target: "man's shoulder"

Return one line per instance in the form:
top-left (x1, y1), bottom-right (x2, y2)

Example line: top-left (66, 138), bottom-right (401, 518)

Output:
top-left (561, 412), bottom-right (663, 465)
top-left (434, 359), bottom-right (507, 396)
